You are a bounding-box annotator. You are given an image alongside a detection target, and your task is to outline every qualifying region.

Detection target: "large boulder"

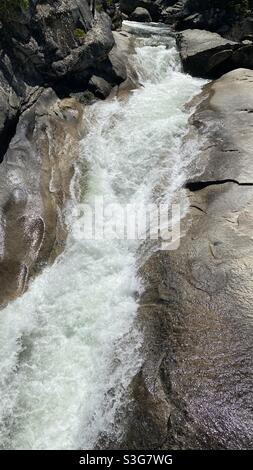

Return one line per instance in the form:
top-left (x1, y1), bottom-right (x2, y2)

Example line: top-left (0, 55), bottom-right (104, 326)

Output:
top-left (124, 68), bottom-right (253, 449)
top-left (159, 0), bottom-right (187, 24)
top-left (88, 33), bottom-right (128, 98)
top-left (175, 1), bottom-right (253, 38)
top-left (120, 0), bottom-right (161, 20)
top-left (96, 0), bottom-right (123, 30)
top-left (0, 90), bottom-right (84, 307)
top-left (111, 31), bottom-right (140, 96)
top-left (0, 1), bottom-right (116, 93)
top-left (88, 75), bottom-right (112, 99)
top-left (0, 0), bottom-right (128, 164)
top-left (130, 7), bottom-right (152, 22)
top-left (177, 29), bottom-right (253, 78)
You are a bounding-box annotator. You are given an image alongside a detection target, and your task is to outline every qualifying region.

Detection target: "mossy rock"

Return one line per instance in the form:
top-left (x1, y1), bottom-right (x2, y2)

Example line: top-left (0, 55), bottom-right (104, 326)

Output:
top-left (74, 28), bottom-right (86, 40)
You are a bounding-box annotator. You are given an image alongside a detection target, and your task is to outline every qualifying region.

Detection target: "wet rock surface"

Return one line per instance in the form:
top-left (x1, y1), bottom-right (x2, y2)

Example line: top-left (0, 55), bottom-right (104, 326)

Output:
top-left (126, 68), bottom-right (253, 449)
top-left (0, 90), bottom-right (83, 308)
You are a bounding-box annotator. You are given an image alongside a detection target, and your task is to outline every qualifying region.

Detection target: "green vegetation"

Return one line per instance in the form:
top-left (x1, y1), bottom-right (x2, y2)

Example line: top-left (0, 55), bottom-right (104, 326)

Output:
top-left (96, 0), bottom-right (114, 13)
top-left (74, 28), bottom-right (86, 40)
top-left (0, 0), bottom-right (29, 21)
top-left (96, 4), bottom-right (104, 13)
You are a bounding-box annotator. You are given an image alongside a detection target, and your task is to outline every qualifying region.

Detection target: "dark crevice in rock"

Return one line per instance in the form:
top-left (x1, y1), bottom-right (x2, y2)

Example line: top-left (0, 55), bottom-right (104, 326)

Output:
top-left (0, 111), bottom-right (21, 164)
top-left (185, 179), bottom-right (253, 191)
top-left (190, 204), bottom-right (207, 214)
top-left (52, 78), bottom-right (90, 99)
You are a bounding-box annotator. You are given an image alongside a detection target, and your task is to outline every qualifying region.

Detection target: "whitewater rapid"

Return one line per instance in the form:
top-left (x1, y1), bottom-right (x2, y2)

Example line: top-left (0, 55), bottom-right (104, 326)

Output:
top-left (0, 22), bottom-right (204, 449)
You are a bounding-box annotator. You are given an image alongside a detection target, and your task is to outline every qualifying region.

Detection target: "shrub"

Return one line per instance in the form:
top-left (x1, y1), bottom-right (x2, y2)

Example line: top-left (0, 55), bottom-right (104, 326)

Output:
top-left (0, 0), bottom-right (29, 21)
top-left (96, 4), bottom-right (104, 13)
top-left (74, 28), bottom-right (86, 40)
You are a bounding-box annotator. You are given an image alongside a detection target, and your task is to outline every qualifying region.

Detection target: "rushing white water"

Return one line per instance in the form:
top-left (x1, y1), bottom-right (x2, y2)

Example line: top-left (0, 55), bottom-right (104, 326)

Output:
top-left (0, 22), bottom-right (204, 449)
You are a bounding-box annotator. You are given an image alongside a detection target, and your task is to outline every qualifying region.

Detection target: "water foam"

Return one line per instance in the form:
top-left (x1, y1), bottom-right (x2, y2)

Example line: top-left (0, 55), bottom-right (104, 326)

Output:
top-left (0, 23), bottom-right (204, 449)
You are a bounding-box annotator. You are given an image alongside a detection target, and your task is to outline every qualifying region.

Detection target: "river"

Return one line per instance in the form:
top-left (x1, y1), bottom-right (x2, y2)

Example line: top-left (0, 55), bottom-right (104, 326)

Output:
top-left (0, 21), bottom-right (204, 449)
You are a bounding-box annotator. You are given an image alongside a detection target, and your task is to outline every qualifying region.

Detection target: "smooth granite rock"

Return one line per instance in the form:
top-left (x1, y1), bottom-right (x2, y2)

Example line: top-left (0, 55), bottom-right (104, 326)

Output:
top-left (0, 90), bottom-right (84, 307)
top-left (125, 69), bottom-right (253, 450)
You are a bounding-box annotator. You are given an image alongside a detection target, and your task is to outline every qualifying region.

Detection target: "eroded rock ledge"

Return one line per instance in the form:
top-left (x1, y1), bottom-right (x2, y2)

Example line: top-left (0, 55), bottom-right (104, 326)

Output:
top-left (125, 68), bottom-right (253, 449)
top-left (177, 29), bottom-right (253, 78)
top-left (0, 90), bottom-right (83, 307)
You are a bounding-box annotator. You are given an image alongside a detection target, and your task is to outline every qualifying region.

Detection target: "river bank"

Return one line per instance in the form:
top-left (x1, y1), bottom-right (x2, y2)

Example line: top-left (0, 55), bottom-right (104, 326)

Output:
top-left (0, 0), bottom-right (252, 451)
top-left (125, 67), bottom-right (253, 449)
top-left (0, 19), bottom-right (204, 449)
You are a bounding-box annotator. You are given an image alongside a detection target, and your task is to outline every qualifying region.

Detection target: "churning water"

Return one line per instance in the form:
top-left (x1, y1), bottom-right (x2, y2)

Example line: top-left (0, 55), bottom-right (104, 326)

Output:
top-left (0, 22), bottom-right (204, 449)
